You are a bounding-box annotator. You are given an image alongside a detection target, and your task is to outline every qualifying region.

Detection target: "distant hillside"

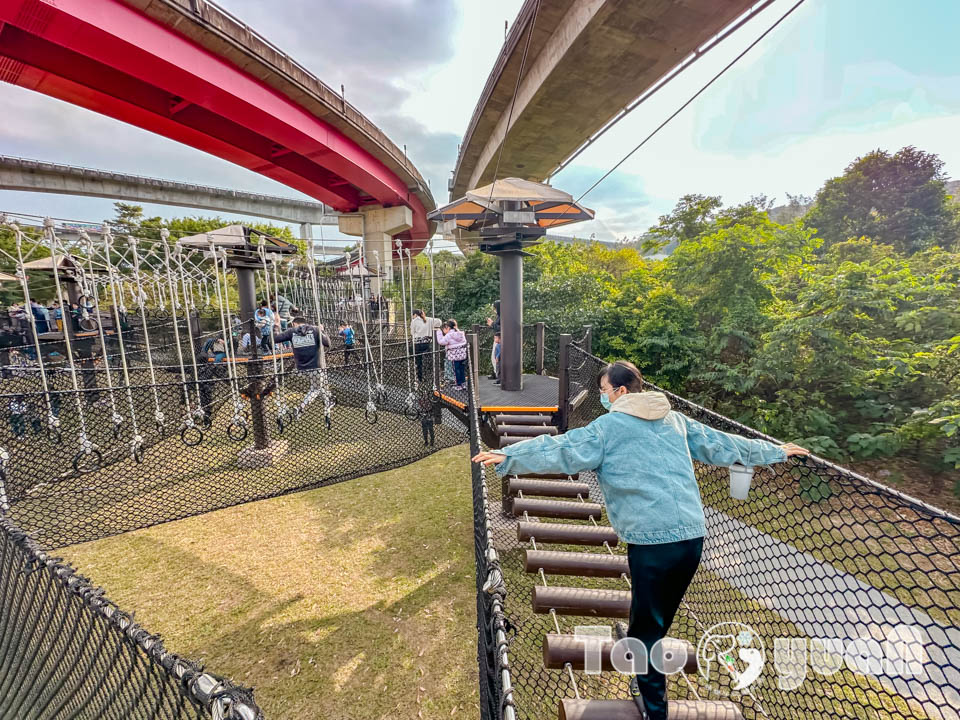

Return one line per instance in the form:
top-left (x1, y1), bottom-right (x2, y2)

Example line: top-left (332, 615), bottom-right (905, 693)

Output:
top-left (947, 180), bottom-right (960, 200)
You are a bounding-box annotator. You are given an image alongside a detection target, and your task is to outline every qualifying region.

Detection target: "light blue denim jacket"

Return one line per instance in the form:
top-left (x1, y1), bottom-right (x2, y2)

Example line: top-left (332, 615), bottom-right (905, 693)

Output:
top-left (495, 392), bottom-right (787, 545)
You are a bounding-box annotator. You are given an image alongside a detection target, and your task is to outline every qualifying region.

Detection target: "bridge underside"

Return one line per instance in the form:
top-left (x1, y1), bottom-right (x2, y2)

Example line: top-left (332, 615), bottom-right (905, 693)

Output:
top-left (0, 0), bottom-right (430, 247)
top-left (452, 0), bottom-right (759, 199)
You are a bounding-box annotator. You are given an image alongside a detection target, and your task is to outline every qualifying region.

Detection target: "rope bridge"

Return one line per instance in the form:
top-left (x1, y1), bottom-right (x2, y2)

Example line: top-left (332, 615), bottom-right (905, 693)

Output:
top-left (468, 341), bottom-right (960, 720)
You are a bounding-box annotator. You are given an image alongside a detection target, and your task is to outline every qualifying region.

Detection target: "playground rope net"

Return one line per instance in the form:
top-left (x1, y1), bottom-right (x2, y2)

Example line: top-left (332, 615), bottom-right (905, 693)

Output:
top-left (0, 341), bottom-right (467, 717)
top-left (470, 340), bottom-right (960, 720)
top-left (0, 515), bottom-right (260, 719)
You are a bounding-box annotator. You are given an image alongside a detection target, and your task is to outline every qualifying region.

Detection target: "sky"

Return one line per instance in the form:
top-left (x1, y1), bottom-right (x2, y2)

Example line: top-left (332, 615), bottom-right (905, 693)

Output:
top-left (1, 0), bottom-right (960, 247)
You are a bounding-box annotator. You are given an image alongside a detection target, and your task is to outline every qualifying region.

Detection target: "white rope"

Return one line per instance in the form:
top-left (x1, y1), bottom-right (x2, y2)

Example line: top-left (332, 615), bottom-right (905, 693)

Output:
top-left (395, 239), bottom-right (414, 394)
top-left (427, 239), bottom-right (438, 392)
top-left (160, 230), bottom-right (195, 429)
top-left (127, 236), bottom-right (165, 429)
top-left (210, 243), bottom-right (245, 427)
top-left (2, 218), bottom-right (58, 431)
top-left (103, 226), bottom-right (143, 456)
top-left (372, 250), bottom-right (386, 402)
top-left (81, 231), bottom-right (123, 431)
top-left (256, 240), bottom-right (288, 422)
top-left (43, 219), bottom-right (95, 459)
top-left (174, 245), bottom-right (205, 419)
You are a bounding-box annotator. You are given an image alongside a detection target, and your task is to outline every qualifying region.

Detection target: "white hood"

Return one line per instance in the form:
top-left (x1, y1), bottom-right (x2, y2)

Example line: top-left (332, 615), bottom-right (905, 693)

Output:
top-left (610, 391), bottom-right (671, 420)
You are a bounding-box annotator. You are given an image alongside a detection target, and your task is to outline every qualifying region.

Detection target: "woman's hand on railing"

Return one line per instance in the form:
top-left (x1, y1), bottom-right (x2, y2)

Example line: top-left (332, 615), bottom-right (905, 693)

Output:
top-left (472, 451), bottom-right (507, 466)
top-left (781, 443), bottom-right (810, 457)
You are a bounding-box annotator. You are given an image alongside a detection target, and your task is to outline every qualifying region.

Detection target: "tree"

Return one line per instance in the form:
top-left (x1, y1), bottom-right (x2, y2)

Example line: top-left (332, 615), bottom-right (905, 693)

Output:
top-left (804, 146), bottom-right (960, 254)
top-left (641, 194), bottom-right (723, 253)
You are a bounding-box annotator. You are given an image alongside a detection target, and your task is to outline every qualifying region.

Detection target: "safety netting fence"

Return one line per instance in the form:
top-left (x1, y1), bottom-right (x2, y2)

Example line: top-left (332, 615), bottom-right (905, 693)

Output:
top-left (0, 344), bottom-right (468, 717)
top-left (0, 516), bottom-right (260, 720)
top-left (469, 341), bottom-right (960, 720)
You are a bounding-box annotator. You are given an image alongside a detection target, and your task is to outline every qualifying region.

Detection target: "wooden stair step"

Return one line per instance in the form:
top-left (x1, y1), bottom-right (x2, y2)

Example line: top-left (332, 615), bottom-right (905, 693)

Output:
top-left (509, 497), bottom-right (602, 521)
top-left (493, 413), bottom-right (552, 425)
top-left (517, 521), bottom-right (618, 546)
top-left (532, 586), bottom-right (631, 618)
top-left (543, 633), bottom-right (696, 674)
top-left (499, 436), bottom-right (529, 447)
top-left (560, 699), bottom-right (743, 720)
top-left (496, 424), bottom-right (558, 436)
top-left (515, 472), bottom-right (580, 480)
top-left (525, 549), bottom-right (628, 578)
top-left (506, 478), bottom-right (590, 499)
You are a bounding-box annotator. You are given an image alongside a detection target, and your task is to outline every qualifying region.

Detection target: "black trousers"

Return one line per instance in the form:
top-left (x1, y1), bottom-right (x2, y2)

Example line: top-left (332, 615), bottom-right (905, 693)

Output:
top-left (414, 340), bottom-right (430, 382)
top-left (627, 537), bottom-right (703, 720)
top-left (343, 344), bottom-right (354, 365)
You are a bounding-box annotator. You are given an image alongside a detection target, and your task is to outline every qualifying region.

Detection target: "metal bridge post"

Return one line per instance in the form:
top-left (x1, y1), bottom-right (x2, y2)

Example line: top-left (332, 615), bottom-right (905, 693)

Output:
top-left (535, 322), bottom-right (545, 375)
top-left (557, 333), bottom-right (571, 433)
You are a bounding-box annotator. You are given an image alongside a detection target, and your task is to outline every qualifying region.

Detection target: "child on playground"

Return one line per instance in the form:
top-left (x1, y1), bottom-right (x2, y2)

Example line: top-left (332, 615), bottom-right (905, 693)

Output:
top-left (254, 301), bottom-right (275, 351)
top-left (338, 320), bottom-right (356, 365)
top-left (493, 332), bottom-right (501, 385)
top-left (274, 317), bottom-right (332, 417)
top-left (436, 319), bottom-right (467, 389)
top-left (472, 360), bottom-right (809, 720)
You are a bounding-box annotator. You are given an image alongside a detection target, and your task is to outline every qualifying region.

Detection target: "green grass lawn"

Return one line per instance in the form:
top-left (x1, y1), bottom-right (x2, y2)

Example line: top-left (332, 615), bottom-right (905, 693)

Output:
top-left (60, 444), bottom-right (478, 720)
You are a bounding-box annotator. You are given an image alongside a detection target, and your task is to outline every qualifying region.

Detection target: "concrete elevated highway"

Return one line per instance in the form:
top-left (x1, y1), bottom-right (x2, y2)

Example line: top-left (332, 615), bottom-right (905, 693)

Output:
top-left (0, 154), bottom-right (335, 226)
top-left (450, 0), bottom-right (765, 200)
top-left (0, 0), bottom-right (434, 281)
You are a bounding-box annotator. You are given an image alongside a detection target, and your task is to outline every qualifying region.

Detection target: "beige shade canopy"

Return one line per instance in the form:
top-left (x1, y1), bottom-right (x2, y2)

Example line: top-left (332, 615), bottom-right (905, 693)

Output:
top-left (177, 224), bottom-right (293, 251)
top-left (21, 255), bottom-right (81, 272)
top-left (428, 177), bottom-right (594, 252)
top-left (465, 177), bottom-right (576, 204)
top-left (0, 271), bottom-right (18, 282)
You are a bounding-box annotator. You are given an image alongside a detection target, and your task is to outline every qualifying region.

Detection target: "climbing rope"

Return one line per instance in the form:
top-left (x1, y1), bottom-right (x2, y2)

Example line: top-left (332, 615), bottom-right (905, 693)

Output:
top-left (44, 219), bottom-right (102, 474)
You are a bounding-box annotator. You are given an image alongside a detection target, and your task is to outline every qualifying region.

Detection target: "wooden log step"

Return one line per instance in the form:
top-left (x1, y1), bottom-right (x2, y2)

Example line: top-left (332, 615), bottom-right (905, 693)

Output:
top-left (525, 549), bottom-right (628, 578)
top-left (497, 424), bottom-right (558, 436)
top-left (499, 436), bottom-right (529, 447)
top-left (510, 497), bottom-right (602, 521)
top-left (560, 699), bottom-right (743, 720)
top-left (517, 521), bottom-right (618, 546)
top-left (493, 413), bottom-right (552, 425)
top-left (532, 586), bottom-right (631, 618)
top-left (506, 478), bottom-right (591, 499)
top-left (515, 472), bottom-right (580, 480)
top-left (543, 634), bottom-right (697, 674)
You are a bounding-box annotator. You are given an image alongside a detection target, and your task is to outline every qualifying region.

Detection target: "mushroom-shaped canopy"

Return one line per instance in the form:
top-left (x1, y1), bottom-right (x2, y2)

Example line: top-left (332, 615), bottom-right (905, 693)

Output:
top-left (428, 178), bottom-right (593, 252)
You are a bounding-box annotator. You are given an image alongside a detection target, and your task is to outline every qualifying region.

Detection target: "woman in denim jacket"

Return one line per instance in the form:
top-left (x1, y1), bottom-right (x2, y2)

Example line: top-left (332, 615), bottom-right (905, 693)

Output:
top-left (473, 361), bottom-right (808, 719)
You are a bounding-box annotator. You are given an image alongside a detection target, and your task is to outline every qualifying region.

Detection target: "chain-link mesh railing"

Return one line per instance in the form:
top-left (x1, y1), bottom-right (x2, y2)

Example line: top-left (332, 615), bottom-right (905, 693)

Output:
top-left (0, 516), bottom-right (260, 719)
top-left (466, 349), bottom-right (516, 720)
top-left (1, 348), bottom-right (466, 548)
top-left (469, 338), bottom-right (960, 720)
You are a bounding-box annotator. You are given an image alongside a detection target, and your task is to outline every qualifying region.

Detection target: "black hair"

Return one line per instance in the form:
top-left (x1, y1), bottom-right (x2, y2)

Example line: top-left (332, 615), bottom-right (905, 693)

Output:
top-left (259, 300), bottom-right (268, 307)
top-left (597, 361), bottom-right (644, 393)
top-left (445, 319), bottom-right (458, 330)
top-left (291, 317), bottom-right (306, 325)
top-left (494, 332), bottom-right (501, 339)
top-left (413, 309), bottom-right (425, 319)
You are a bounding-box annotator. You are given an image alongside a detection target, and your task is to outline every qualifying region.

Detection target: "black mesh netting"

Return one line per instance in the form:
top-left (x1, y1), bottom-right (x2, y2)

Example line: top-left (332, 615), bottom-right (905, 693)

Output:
top-left (469, 341), bottom-right (960, 720)
top-left (0, 312), bottom-right (468, 718)
top-left (0, 516), bottom-right (260, 719)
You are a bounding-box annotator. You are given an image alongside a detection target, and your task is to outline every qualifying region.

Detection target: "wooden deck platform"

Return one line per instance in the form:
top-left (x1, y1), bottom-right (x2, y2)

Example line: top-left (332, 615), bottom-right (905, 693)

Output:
top-left (438, 374), bottom-right (559, 413)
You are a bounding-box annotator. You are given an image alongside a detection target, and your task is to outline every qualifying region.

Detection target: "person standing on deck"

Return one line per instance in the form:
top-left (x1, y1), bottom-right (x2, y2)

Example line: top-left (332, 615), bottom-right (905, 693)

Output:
top-left (472, 361), bottom-right (809, 719)
top-left (436, 319), bottom-right (467, 389)
top-left (411, 309), bottom-right (440, 383)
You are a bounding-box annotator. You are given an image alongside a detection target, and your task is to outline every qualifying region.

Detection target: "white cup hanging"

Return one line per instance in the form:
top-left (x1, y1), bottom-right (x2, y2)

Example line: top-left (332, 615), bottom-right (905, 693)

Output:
top-left (729, 464), bottom-right (754, 500)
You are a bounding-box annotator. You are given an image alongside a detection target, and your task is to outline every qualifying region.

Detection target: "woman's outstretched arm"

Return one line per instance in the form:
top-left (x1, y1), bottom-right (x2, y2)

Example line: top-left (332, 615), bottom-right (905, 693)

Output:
top-left (472, 423), bottom-right (606, 477)
top-left (681, 415), bottom-right (808, 466)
